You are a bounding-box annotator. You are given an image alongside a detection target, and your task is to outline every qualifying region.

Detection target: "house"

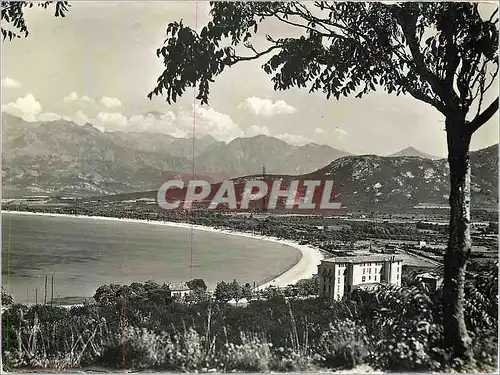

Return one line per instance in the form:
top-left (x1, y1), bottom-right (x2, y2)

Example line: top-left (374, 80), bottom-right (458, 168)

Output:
top-left (416, 272), bottom-right (443, 291)
top-left (318, 255), bottom-right (403, 300)
top-left (168, 282), bottom-right (192, 299)
top-left (418, 241), bottom-right (427, 249)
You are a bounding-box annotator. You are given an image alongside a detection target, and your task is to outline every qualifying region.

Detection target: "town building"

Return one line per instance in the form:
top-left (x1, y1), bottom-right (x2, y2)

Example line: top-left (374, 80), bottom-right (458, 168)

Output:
top-left (416, 272), bottom-right (443, 291)
top-left (168, 282), bottom-right (192, 299)
top-left (318, 255), bottom-right (403, 300)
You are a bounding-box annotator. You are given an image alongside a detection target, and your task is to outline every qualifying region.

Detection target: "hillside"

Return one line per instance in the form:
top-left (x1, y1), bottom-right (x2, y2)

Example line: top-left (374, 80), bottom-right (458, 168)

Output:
top-left (194, 135), bottom-right (350, 176)
top-left (1, 113), bottom-right (349, 197)
top-left (305, 144), bottom-right (498, 207)
top-left (96, 144), bottom-right (498, 210)
top-left (389, 147), bottom-right (439, 159)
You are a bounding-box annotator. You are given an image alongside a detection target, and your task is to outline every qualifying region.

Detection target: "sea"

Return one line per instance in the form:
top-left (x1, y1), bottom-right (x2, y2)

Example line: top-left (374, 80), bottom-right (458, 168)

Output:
top-left (1, 212), bottom-right (301, 304)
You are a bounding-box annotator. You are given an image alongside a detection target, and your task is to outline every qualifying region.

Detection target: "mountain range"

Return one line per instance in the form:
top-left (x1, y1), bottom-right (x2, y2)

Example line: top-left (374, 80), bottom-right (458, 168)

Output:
top-left (389, 147), bottom-right (439, 159)
top-left (305, 144), bottom-right (497, 207)
top-left (2, 112), bottom-right (497, 207)
top-left (109, 144), bottom-right (498, 209)
top-left (1, 113), bottom-right (349, 197)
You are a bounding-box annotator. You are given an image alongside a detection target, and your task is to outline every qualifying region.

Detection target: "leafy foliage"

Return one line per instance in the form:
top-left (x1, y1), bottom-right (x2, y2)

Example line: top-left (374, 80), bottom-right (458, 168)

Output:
top-left (148, 2), bottom-right (499, 363)
top-left (2, 268), bottom-right (497, 372)
top-left (149, 2), bottom-right (497, 135)
top-left (313, 319), bottom-right (369, 369)
top-left (214, 280), bottom-right (252, 304)
top-left (352, 285), bottom-right (444, 371)
top-left (93, 281), bottom-right (171, 306)
top-left (187, 278), bottom-right (208, 293)
top-left (1, 287), bottom-right (14, 306)
top-left (1, 1), bottom-right (70, 41)
top-left (295, 275), bottom-right (319, 296)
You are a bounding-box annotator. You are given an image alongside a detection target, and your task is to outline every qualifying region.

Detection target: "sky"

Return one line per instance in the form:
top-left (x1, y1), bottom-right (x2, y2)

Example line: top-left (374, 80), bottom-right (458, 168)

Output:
top-left (1, 1), bottom-right (498, 157)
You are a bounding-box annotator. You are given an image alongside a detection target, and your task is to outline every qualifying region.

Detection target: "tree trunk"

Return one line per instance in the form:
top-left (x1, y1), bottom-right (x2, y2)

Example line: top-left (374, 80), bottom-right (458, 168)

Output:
top-left (443, 116), bottom-right (473, 363)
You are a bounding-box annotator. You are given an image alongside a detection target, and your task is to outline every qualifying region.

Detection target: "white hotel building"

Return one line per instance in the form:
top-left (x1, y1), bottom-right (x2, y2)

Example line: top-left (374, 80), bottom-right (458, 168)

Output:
top-left (318, 255), bottom-right (403, 300)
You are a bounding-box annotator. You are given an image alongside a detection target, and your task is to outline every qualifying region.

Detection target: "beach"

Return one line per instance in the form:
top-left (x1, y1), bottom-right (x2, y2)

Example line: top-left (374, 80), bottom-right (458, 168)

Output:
top-left (1, 211), bottom-right (324, 290)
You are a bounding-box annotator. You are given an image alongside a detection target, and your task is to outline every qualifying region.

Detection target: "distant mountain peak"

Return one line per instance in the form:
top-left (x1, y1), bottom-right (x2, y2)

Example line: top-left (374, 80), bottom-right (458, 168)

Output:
top-left (389, 146), bottom-right (438, 159)
top-left (198, 134), bottom-right (217, 142)
top-left (144, 110), bottom-right (166, 118)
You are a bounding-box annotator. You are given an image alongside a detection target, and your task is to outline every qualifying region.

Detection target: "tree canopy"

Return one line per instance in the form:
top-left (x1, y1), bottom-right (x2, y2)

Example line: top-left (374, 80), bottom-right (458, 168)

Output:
top-left (149, 1), bottom-right (497, 137)
top-left (1, 1), bottom-right (70, 41)
top-left (148, 1), bottom-right (499, 363)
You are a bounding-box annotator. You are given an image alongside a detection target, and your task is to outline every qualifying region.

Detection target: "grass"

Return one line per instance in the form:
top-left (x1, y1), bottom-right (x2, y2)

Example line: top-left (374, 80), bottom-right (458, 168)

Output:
top-left (2, 276), bottom-right (498, 373)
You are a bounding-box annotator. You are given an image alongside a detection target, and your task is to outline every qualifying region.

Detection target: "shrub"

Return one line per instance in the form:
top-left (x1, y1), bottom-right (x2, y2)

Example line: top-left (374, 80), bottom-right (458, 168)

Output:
top-left (1, 287), bottom-right (14, 306)
top-left (270, 346), bottom-right (316, 372)
top-left (353, 285), bottom-right (443, 371)
top-left (220, 334), bottom-right (273, 372)
top-left (312, 318), bottom-right (368, 369)
top-left (2, 304), bottom-right (105, 371)
top-left (100, 326), bottom-right (206, 371)
top-left (2, 266), bottom-right (497, 372)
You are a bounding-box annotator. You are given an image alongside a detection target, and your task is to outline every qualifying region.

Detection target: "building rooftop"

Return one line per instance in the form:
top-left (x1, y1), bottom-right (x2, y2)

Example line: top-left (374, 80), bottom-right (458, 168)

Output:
top-left (322, 254), bottom-right (404, 264)
top-left (416, 272), bottom-right (442, 280)
top-left (352, 282), bottom-right (383, 290)
top-left (168, 282), bottom-right (190, 291)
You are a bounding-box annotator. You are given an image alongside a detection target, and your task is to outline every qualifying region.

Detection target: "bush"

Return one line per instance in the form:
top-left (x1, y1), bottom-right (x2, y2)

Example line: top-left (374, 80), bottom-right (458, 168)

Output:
top-left (2, 267), bottom-right (497, 372)
top-left (1, 287), bottom-right (14, 306)
top-left (221, 335), bottom-right (272, 372)
top-left (2, 304), bottom-right (106, 371)
top-left (100, 326), bottom-right (206, 371)
top-left (270, 346), bottom-right (316, 372)
top-left (313, 318), bottom-right (368, 369)
top-left (352, 285), bottom-right (443, 371)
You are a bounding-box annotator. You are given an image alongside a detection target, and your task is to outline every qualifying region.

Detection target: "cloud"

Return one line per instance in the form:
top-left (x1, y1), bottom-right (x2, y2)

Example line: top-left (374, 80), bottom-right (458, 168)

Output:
top-left (245, 125), bottom-right (271, 137)
top-left (2, 93), bottom-right (42, 122)
top-left (333, 127), bottom-right (348, 140)
top-left (38, 112), bottom-right (63, 122)
top-left (80, 95), bottom-right (92, 102)
top-left (74, 110), bottom-right (91, 125)
top-left (115, 107), bottom-right (243, 141)
top-left (239, 97), bottom-right (297, 116)
top-left (2, 94), bottom-right (77, 123)
top-left (126, 112), bottom-right (177, 133)
top-left (95, 111), bottom-right (128, 131)
top-left (62, 92), bottom-right (95, 105)
top-left (2, 100), bottom-right (243, 141)
top-left (276, 133), bottom-right (313, 146)
top-left (127, 106), bottom-right (245, 141)
top-left (170, 128), bottom-right (189, 138)
top-left (63, 92), bottom-right (79, 102)
top-left (1, 77), bottom-right (21, 88)
top-left (187, 105), bottom-right (244, 142)
top-left (100, 96), bottom-right (122, 108)
top-left (314, 127), bottom-right (325, 135)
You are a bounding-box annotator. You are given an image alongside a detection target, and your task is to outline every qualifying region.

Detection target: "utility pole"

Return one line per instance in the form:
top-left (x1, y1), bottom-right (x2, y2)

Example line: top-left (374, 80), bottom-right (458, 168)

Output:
top-left (44, 274), bottom-right (48, 304)
top-left (262, 164), bottom-right (267, 213)
top-left (51, 274), bottom-right (54, 306)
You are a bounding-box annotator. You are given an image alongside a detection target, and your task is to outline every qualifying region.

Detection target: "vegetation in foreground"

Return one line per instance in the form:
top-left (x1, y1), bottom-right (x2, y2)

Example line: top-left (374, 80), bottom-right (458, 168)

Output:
top-left (2, 262), bottom-right (497, 373)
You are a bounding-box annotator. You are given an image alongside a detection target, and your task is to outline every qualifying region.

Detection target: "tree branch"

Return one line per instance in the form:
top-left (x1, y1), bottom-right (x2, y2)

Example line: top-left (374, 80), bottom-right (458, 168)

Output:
top-left (270, 12), bottom-right (332, 38)
top-left (405, 84), bottom-right (447, 115)
top-left (232, 44), bottom-right (281, 64)
top-left (488, 8), bottom-right (498, 23)
top-left (289, 2), bottom-right (369, 42)
top-left (468, 97), bottom-right (499, 134)
top-left (443, 9), bottom-right (460, 92)
top-left (395, 8), bottom-right (456, 111)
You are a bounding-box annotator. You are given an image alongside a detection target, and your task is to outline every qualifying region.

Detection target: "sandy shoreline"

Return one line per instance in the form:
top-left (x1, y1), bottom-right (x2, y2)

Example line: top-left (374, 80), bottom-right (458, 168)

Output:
top-left (2, 210), bottom-right (324, 290)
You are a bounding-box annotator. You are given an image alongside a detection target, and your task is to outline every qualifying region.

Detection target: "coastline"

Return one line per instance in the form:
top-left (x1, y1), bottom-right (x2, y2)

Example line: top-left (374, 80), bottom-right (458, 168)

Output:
top-left (2, 210), bottom-right (324, 290)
